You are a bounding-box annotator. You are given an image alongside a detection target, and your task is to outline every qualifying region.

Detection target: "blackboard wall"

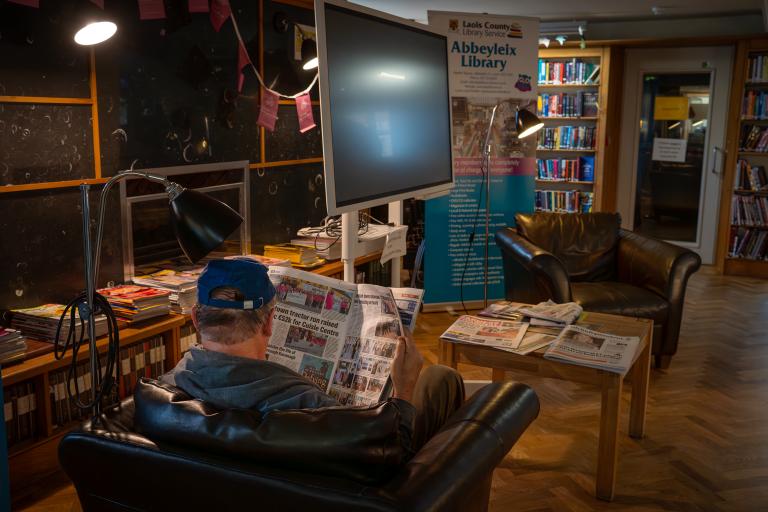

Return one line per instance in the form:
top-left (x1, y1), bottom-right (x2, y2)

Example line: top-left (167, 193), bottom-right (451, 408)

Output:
top-left (0, 0), bottom-right (325, 309)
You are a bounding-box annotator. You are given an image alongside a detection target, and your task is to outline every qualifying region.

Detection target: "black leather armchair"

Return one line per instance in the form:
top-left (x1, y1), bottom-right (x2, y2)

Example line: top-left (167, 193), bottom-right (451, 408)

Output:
top-left (496, 212), bottom-right (701, 369)
top-left (59, 380), bottom-right (540, 512)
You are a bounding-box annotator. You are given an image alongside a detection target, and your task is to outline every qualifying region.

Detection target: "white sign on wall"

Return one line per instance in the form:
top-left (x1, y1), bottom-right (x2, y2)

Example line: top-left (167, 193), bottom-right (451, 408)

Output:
top-left (651, 137), bottom-right (688, 163)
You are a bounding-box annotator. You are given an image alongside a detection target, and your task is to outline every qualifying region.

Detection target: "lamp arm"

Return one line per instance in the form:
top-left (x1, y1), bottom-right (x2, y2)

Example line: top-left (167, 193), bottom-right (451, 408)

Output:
top-left (92, 163), bottom-right (184, 285)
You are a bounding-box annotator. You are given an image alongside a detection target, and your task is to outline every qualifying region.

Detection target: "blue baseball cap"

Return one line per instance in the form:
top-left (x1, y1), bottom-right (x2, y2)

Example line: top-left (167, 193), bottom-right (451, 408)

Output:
top-left (197, 258), bottom-right (276, 310)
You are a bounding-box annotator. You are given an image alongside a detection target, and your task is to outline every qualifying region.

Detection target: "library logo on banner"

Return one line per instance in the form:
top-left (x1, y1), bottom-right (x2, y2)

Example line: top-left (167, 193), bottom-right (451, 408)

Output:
top-left (449, 19), bottom-right (459, 32)
top-left (515, 73), bottom-right (532, 92)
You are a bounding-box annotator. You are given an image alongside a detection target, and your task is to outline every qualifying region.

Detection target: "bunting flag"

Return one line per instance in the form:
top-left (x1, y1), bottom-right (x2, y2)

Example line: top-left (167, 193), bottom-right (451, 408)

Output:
top-left (8, 0), bottom-right (39, 7)
top-left (295, 93), bottom-right (316, 133)
top-left (237, 42), bottom-right (251, 93)
top-left (210, 0), bottom-right (231, 32)
top-left (138, 0), bottom-right (166, 20)
top-left (188, 0), bottom-right (209, 13)
top-left (257, 88), bottom-right (280, 131)
top-left (90, 0), bottom-right (104, 8)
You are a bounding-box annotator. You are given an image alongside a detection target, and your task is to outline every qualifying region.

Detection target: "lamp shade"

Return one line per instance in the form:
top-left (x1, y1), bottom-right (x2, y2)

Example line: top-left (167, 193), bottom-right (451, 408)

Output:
top-left (516, 108), bottom-right (544, 139)
top-left (168, 189), bottom-right (243, 263)
top-left (301, 38), bottom-right (318, 70)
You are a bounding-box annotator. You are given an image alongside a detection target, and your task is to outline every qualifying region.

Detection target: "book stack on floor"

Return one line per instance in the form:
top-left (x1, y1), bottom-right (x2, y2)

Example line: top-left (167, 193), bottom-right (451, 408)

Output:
top-left (132, 269), bottom-right (202, 315)
top-left (264, 243), bottom-right (324, 268)
top-left (11, 304), bottom-right (108, 343)
top-left (0, 327), bottom-right (27, 365)
top-left (4, 381), bottom-right (38, 448)
top-left (99, 285), bottom-right (172, 324)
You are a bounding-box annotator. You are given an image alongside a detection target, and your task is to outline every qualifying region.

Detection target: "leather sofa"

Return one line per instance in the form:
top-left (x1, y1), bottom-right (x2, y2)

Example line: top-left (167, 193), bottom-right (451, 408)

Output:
top-left (495, 212), bottom-right (701, 369)
top-left (59, 378), bottom-right (540, 512)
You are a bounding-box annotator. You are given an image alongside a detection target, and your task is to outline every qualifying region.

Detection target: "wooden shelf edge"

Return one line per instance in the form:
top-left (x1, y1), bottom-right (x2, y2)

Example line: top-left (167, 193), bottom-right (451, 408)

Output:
top-left (724, 258), bottom-right (768, 278)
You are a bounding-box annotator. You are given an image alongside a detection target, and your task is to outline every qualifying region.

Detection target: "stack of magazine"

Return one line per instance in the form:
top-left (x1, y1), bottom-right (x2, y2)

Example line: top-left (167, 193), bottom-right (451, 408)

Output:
top-left (132, 268), bottom-right (202, 314)
top-left (11, 304), bottom-right (108, 343)
top-left (99, 285), bottom-right (172, 324)
top-left (264, 243), bottom-right (324, 268)
top-left (0, 327), bottom-right (27, 365)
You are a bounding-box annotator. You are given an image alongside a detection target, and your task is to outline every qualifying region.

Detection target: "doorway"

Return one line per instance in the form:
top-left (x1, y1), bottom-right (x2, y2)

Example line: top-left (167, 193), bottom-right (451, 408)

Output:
top-left (617, 47), bottom-right (733, 264)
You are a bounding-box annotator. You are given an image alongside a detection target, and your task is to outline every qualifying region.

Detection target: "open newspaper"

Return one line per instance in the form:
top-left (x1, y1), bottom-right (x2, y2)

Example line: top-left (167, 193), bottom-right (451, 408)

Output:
top-left (543, 325), bottom-right (640, 375)
top-left (266, 266), bottom-right (423, 407)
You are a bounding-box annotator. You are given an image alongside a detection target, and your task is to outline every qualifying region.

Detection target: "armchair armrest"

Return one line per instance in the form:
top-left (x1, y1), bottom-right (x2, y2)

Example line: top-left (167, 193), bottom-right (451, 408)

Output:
top-left (617, 229), bottom-right (701, 301)
top-left (382, 381), bottom-right (540, 512)
top-left (495, 228), bottom-right (572, 303)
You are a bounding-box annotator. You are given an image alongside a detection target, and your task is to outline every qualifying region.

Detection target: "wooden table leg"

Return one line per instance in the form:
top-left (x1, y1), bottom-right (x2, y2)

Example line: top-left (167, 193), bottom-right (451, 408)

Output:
top-left (629, 334), bottom-right (651, 439)
top-left (439, 339), bottom-right (457, 369)
top-left (596, 370), bottom-right (622, 501)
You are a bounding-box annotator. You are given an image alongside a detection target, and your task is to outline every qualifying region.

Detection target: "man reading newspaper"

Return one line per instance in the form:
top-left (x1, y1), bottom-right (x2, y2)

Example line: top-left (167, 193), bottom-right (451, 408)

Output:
top-left (157, 258), bottom-right (464, 453)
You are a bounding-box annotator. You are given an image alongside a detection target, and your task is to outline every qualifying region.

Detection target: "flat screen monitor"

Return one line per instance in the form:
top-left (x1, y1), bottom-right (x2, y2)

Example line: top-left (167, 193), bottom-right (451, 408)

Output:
top-left (315, 0), bottom-right (453, 215)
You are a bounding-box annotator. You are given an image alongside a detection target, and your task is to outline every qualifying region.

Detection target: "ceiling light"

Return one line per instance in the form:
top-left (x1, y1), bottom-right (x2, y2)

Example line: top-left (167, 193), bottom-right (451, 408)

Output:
top-left (74, 21), bottom-right (117, 46)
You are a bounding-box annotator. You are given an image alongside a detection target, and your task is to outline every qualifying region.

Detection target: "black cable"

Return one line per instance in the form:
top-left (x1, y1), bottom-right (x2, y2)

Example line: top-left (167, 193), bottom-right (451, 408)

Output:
top-left (53, 292), bottom-right (120, 411)
top-left (459, 147), bottom-right (489, 315)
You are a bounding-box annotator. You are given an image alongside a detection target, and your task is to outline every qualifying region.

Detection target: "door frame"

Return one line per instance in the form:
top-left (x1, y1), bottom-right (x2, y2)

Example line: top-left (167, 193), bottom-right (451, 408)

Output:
top-left (616, 46), bottom-right (733, 264)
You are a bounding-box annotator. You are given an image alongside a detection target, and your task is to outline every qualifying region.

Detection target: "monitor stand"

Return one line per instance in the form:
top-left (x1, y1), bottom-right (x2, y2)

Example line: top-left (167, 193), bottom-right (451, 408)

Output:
top-left (341, 201), bottom-right (403, 287)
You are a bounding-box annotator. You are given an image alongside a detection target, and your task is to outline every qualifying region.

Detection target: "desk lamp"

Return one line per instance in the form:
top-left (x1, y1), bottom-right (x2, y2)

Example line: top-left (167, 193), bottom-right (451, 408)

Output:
top-left (56, 163), bottom-right (243, 420)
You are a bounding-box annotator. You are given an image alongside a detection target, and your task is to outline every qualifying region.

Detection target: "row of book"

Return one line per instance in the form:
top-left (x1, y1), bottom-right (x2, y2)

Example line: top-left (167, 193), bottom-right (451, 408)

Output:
top-left (537, 92), bottom-right (598, 118)
top-left (741, 90), bottom-right (768, 119)
top-left (117, 336), bottom-right (166, 399)
top-left (738, 124), bottom-right (768, 152)
top-left (538, 126), bottom-right (597, 150)
top-left (4, 381), bottom-right (37, 448)
top-left (538, 59), bottom-right (600, 85)
top-left (0, 327), bottom-right (26, 365)
top-left (729, 226), bottom-right (768, 260)
top-left (180, 323), bottom-right (197, 354)
top-left (747, 54), bottom-right (768, 83)
top-left (735, 160), bottom-right (768, 191)
top-left (535, 190), bottom-right (594, 213)
top-left (731, 195), bottom-right (768, 227)
top-left (536, 157), bottom-right (594, 182)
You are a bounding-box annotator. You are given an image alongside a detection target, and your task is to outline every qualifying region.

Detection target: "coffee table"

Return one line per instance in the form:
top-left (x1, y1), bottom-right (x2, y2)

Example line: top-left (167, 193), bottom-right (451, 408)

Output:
top-left (438, 311), bottom-right (653, 501)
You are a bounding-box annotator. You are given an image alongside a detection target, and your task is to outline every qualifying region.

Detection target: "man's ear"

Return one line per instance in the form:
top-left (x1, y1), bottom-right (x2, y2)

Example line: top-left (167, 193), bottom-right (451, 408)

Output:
top-left (191, 305), bottom-right (199, 330)
top-left (262, 307), bottom-right (274, 338)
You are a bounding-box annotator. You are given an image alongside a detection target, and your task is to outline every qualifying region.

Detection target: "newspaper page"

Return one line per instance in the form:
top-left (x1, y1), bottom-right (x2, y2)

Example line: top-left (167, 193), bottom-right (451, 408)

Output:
top-left (478, 301), bottom-right (525, 321)
top-left (440, 316), bottom-right (528, 351)
top-left (543, 325), bottom-right (640, 375)
top-left (266, 267), bottom-right (407, 407)
top-left (518, 300), bottom-right (583, 325)
top-left (391, 287), bottom-right (424, 331)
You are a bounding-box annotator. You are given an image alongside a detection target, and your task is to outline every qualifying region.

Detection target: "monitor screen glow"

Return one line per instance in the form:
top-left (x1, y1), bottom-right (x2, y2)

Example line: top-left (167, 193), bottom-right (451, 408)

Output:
top-left (316, 1), bottom-right (453, 215)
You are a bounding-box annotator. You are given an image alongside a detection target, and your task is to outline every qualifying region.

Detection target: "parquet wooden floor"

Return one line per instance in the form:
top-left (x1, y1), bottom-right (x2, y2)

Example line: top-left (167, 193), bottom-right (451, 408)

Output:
top-left (14, 267), bottom-right (768, 511)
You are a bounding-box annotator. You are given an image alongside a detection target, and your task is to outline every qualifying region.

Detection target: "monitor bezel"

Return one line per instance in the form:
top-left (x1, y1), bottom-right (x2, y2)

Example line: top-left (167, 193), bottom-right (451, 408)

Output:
top-left (314, 0), bottom-right (454, 216)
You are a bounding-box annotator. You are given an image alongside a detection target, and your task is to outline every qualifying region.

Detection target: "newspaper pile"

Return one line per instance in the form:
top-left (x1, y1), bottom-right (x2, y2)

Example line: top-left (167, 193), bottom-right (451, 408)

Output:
top-left (132, 268), bottom-right (203, 314)
top-left (440, 316), bottom-right (557, 355)
top-left (11, 304), bottom-right (108, 343)
top-left (266, 267), bottom-right (423, 407)
top-left (544, 325), bottom-right (641, 375)
top-left (480, 300), bottom-right (582, 326)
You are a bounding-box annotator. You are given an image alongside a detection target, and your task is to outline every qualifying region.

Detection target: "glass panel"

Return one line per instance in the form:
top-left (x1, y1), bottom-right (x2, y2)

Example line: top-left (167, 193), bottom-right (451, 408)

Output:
top-left (132, 187), bottom-right (243, 273)
top-left (633, 72), bottom-right (711, 243)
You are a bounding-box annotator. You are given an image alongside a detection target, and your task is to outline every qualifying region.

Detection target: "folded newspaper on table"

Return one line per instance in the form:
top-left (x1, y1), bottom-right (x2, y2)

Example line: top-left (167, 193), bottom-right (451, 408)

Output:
top-left (266, 266), bottom-right (423, 407)
top-left (477, 301), bottom-right (525, 321)
top-left (518, 300), bottom-right (583, 325)
top-left (543, 325), bottom-right (640, 375)
top-left (440, 316), bottom-right (529, 352)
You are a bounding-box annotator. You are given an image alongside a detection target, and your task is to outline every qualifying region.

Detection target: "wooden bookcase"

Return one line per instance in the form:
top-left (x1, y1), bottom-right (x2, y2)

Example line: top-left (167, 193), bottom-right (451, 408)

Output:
top-left (717, 39), bottom-right (768, 278)
top-left (535, 47), bottom-right (613, 213)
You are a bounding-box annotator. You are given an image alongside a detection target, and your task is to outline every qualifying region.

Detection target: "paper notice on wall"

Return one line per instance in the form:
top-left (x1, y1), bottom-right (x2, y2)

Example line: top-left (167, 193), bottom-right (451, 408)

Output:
top-left (380, 226), bottom-right (408, 265)
top-left (651, 137), bottom-right (687, 163)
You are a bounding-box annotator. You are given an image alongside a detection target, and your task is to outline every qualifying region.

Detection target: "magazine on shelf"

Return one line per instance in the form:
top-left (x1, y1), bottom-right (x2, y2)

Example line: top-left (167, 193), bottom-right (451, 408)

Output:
top-left (265, 267), bottom-right (423, 407)
top-left (543, 325), bottom-right (640, 375)
top-left (440, 316), bottom-right (529, 351)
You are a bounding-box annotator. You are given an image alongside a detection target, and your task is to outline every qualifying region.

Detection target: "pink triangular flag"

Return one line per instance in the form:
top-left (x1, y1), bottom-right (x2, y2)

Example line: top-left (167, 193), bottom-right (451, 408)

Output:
top-left (138, 0), bottom-right (166, 20)
top-left (295, 93), bottom-right (316, 133)
top-left (210, 0), bottom-right (231, 32)
top-left (257, 88), bottom-right (280, 131)
top-left (188, 0), bottom-right (209, 13)
top-left (237, 42), bottom-right (251, 92)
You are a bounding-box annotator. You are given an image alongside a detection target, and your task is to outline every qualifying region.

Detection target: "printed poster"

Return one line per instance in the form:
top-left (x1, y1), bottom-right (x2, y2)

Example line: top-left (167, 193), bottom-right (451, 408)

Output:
top-left (425, 11), bottom-right (539, 306)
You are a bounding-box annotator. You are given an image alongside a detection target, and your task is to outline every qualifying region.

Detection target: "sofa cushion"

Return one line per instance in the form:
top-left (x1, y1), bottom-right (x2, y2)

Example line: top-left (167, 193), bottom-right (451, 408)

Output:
top-left (132, 378), bottom-right (412, 484)
top-left (515, 212), bottom-right (621, 282)
top-left (572, 281), bottom-right (669, 323)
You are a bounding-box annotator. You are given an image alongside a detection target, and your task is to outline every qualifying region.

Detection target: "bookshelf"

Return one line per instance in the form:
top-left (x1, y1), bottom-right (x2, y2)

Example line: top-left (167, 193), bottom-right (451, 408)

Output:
top-left (717, 39), bottom-right (768, 278)
top-left (535, 47), bottom-right (611, 214)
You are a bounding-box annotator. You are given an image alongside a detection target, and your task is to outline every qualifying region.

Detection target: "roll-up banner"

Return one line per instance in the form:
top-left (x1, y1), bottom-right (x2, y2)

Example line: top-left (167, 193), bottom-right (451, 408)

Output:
top-left (425, 12), bottom-right (539, 308)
